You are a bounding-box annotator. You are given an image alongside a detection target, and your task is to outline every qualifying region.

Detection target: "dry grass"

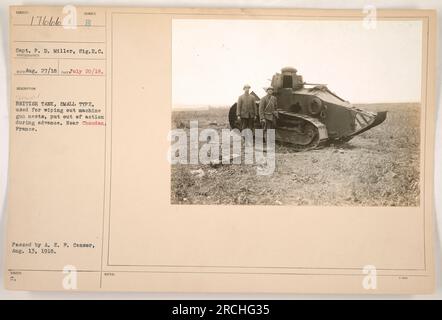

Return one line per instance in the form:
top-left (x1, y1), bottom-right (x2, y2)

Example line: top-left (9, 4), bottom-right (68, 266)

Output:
top-left (171, 103), bottom-right (420, 206)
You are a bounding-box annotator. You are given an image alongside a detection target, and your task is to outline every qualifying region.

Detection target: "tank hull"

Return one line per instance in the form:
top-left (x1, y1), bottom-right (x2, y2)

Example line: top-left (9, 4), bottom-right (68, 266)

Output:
top-left (229, 67), bottom-right (387, 149)
top-left (228, 87), bottom-right (387, 149)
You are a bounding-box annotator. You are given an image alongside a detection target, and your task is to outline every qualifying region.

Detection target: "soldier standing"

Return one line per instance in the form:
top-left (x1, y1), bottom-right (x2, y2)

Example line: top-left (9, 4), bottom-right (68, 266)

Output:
top-left (237, 84), bottom-right (257, 131)
top-left (259, 86), bottom-right (278, 131)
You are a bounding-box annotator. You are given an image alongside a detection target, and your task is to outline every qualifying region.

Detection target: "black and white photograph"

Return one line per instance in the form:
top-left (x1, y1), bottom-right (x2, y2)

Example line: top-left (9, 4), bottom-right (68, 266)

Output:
top-left (171, 18), bottom-right (422, 206)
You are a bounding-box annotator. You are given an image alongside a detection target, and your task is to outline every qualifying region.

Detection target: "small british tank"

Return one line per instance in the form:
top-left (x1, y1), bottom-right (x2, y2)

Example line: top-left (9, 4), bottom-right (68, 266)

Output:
top-left (228, 67), bottom-right (387, 149)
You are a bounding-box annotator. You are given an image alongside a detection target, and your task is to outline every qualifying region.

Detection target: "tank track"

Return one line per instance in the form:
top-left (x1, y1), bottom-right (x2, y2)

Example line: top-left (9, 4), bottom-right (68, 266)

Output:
top-left (228, 104), bottom-right (328, 151)
top-left (274, 112), bottom-right (328, 151)
top-left (275, 127), bottom-right (326, 151)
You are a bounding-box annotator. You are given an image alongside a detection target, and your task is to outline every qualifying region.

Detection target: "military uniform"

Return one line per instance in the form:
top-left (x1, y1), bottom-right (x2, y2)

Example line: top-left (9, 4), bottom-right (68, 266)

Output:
top-left (237, 93), bottom-right (256, 130)
top-left (259, 94), bottom-right (277, 130)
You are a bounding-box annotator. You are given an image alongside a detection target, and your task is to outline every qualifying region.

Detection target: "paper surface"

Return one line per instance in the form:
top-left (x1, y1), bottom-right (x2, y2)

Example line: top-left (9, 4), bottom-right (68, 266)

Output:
top-left (5, 6), bottom-right (436, 293)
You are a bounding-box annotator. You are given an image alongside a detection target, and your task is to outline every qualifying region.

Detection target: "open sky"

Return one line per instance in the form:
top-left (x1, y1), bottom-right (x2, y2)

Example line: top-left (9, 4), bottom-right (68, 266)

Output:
top-left (172, 19), bottom-right (422, 107)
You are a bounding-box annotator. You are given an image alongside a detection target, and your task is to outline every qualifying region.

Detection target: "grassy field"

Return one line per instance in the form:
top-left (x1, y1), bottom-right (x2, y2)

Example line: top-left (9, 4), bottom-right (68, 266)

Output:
top-left (171, 103), bottom-right (420, 206)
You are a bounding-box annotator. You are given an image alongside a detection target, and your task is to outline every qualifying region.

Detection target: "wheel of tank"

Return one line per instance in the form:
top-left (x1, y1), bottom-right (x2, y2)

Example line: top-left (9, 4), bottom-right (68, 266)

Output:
top-left (304, 123), bottom-right (319, 145)
top-left (308, 97), bottom-right (323, 116)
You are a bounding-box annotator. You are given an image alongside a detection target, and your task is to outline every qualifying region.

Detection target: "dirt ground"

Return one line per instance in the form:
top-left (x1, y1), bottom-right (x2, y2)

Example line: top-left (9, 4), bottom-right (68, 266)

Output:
top-left (171, 103), bottom-right (420, 206)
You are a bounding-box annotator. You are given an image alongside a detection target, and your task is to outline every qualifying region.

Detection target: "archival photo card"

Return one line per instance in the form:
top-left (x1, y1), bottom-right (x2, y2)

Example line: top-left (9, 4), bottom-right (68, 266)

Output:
top-left (5, 7), bottom-right (436, 293)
